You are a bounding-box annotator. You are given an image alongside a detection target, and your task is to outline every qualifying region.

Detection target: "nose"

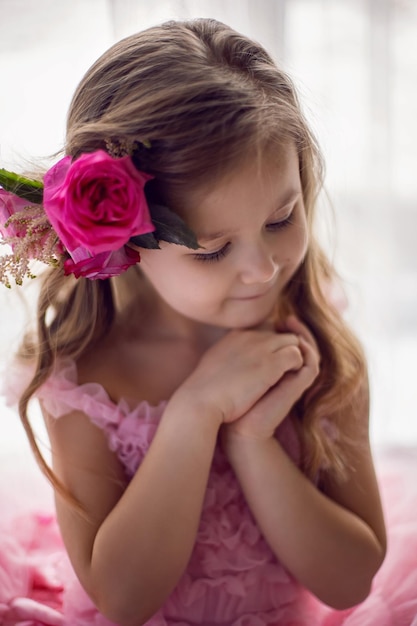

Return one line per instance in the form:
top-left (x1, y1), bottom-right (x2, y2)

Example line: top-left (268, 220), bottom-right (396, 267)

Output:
top-left (238, 241), bottom-right (279, 285)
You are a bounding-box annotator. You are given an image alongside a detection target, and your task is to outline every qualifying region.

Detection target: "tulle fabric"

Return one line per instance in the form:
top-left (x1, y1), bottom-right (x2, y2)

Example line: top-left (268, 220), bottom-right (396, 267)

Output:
top-left (1, 358), bottom-right (417, 625)
top-left (0, 513), bottom-right (68, 625)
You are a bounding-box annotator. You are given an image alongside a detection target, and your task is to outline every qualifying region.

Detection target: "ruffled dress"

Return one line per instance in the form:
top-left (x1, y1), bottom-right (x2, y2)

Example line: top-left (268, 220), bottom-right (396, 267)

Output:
top-left (1, 359), bottom-right (417, 626)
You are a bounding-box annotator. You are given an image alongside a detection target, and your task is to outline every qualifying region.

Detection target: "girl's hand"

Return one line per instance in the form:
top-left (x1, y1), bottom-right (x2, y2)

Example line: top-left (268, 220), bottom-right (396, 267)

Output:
top-left (222, 316), bottom-right (320, 445)
top-left (172, 328), bottom-right (304, 426)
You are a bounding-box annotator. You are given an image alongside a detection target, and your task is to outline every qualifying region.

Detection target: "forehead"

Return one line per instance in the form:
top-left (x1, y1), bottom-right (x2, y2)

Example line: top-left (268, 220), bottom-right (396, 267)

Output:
top-left (178, 146), bottom-right (301, 234)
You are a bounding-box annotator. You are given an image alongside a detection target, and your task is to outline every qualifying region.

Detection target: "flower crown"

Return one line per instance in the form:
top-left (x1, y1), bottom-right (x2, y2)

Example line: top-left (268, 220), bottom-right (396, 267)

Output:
top-left (0, 145), bottom-right (199, 287)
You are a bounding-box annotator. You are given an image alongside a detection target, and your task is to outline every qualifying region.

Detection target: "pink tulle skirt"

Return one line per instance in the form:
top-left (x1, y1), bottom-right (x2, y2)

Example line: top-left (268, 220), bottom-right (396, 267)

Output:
top-left (1, 447), bottom-right (417, 626)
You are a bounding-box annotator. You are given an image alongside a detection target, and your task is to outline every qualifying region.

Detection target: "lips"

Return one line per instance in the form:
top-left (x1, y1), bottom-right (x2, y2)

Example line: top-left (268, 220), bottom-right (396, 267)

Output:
top-left (233, 289), bottom-right (272, 300)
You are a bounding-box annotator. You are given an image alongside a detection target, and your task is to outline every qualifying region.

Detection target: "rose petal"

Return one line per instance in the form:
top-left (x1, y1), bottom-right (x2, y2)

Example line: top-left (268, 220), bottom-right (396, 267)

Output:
top-left (64, 245), bottom-right (140, 279)
top-left (43, 151), bottom-right (154, 256)
top-left (0, 189), bottom-right (31, 238)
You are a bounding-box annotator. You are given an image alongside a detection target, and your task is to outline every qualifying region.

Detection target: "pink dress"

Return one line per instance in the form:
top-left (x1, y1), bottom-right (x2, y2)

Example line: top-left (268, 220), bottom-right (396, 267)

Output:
top-left (1, 358), bottom-right (417, 626)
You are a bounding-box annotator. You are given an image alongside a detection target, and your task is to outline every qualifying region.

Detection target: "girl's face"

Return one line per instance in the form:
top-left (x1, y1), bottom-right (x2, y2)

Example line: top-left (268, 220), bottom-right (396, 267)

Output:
top-left (137, 146), bottom-right (308, 330)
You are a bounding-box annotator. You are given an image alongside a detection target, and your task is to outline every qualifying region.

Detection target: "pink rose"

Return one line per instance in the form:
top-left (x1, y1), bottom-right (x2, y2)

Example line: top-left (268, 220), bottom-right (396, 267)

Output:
top-left (64, 245), bottom-right (140, 279)
top-left (43, 151), bottom-right (154, 255)
top-left (0, 189), bottom-right (30, 238)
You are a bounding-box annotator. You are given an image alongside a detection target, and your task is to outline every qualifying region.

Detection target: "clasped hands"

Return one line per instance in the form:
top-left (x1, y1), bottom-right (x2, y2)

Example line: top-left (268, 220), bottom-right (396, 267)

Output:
top-left (178, 315), bottom-right (320, 450)
top-left (220, 316), bottom-right (320, 455)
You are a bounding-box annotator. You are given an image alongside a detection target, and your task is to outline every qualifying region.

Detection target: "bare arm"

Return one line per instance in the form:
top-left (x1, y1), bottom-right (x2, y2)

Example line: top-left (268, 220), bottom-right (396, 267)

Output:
top-left (47, 396), bottom-right (220, 626)
top-left (221, 317), bottom-right (386, 609)
top-left (45, 329), bottom-right (302, 626)
top-left (222, 421), bottom-right (386, 609)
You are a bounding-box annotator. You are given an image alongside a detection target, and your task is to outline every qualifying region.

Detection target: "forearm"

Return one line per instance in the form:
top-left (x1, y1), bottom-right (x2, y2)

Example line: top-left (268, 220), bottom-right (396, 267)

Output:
top-left (89, 400), bottom-right (220, 625)
top-left (224, 435), bottom-right (385, 609)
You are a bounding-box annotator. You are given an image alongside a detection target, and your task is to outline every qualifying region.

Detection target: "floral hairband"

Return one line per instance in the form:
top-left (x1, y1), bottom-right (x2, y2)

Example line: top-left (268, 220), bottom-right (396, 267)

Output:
top-left (0, 147), bottom-right (199, 287)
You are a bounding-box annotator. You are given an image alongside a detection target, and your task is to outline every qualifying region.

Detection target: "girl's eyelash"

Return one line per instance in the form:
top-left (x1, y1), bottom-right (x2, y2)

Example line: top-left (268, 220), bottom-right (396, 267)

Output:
top-left (193, 242), bottom-right (231, 263)
top-left (192, 212), bottom-right (294, 263)
top-left (266, 212), bottom-right (294, 231)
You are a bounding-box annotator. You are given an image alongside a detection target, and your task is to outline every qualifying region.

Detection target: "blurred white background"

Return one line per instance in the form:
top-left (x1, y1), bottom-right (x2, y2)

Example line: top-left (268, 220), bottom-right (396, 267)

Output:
top-left (0, 0), bottom-right (416, 484)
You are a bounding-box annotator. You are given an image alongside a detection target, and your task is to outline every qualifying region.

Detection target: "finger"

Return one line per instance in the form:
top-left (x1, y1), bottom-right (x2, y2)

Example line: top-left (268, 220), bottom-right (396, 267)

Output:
top-left (269, 339), bottom-right (319, 399)
top-left (284, 316), bottom-right (319, 353)
top-left (269, 332), bottom-right (300, 353)
top-left (228, 378), bottom-right (298, 439)
top-left (242, 370), bottom-right (305, 436)
top-left (256, 343), bottom-right (302, 395)
top-left (297, 337), bottom-right (320, 384)
top-left (268, 344), bottom-right (304, 384)
top-left (266, 344), bottom-right (318, 416)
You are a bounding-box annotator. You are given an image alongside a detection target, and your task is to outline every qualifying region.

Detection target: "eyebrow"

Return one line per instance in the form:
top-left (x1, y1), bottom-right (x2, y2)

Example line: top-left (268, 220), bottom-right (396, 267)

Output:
top-left (196, 189), bottom-right (302, 243)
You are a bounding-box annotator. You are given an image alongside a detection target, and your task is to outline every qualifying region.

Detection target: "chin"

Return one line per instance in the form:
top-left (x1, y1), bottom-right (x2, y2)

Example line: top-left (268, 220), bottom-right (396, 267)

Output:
top-left (225, 308), bottom-right (277, 330)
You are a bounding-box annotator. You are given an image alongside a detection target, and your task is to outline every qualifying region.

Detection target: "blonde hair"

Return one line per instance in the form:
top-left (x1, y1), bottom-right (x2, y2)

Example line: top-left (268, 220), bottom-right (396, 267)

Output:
top-left (18, 18), bottom-right (366, 503)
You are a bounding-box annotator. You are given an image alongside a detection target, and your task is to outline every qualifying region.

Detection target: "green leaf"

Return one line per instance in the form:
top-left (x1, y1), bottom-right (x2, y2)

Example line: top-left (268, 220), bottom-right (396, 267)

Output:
top-left (0, 169), bottom-right (44, 204)
top-left (129, 232), bottom-right (161, 249)
top-left (149, 203), bottom-right (201, 250)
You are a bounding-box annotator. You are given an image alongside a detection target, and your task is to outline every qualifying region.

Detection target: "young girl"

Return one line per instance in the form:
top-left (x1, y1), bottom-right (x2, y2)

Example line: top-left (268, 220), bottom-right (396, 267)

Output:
top-left (1, 17), bottom-right (417, 626)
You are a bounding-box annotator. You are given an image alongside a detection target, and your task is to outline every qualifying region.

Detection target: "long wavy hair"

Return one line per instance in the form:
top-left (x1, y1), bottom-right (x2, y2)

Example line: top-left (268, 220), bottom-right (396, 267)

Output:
top-left (17, 18), bottom-right (366, 505)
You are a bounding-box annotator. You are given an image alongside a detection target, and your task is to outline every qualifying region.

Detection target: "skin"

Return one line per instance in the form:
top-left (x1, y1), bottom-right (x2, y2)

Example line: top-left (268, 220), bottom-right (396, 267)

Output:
top-left (136, 147), bottom-right (307, 332)
top-left (43, 147), bottom-right (386, 626)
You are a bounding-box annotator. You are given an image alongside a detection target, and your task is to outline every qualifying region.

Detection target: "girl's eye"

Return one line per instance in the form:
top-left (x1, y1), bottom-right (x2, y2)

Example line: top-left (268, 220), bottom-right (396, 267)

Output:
top-left (193, 242), bottom-right (231, 263)
top-left (266, 211), bottom-right (294, 231)
top-left (192, 210), bottom-right (294, 263)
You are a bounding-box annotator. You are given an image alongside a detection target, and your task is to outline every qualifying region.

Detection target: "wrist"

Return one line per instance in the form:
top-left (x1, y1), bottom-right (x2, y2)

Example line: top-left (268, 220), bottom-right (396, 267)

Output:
top-left (166, 387), bottom-right (224, 432)
top-left (221, 428), bottom-right (277, 465)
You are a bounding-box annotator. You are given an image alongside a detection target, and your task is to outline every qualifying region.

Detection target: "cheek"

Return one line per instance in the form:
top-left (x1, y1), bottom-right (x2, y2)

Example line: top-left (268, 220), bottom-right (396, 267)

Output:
top-left (141, 253), bottom-right (226, 307)
top-left (279, 231), bottom-right (307, 268)
top-left (182, 266), bottom-right (227, 302)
